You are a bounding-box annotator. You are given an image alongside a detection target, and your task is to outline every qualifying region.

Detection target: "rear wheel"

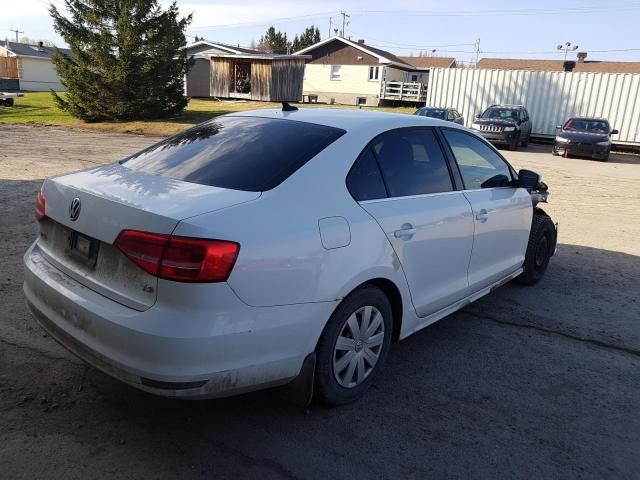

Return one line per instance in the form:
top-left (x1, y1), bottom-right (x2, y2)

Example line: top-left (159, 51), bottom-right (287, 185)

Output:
top-left (519, 214), bottom-right (555, 285)
top-left (521, 133), bottom-right (529, 147)
top-left (315, 286), bottom-right (392, 405)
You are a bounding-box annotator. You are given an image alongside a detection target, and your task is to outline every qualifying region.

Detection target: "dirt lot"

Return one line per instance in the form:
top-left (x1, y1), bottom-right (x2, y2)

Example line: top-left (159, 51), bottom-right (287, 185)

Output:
top-left (1, 124), bottom-right (639, 479)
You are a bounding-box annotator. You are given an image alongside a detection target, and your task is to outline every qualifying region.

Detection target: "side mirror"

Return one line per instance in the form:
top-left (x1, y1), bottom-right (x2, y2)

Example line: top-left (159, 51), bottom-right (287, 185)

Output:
top-left (475, 113), bottom-right (481, 119)
top-left (555, 125), bottom-right (562, 129)
top-left (518, 169), bottom-right (541, 190)
top-left (611, 129), bottom-right (619, 135)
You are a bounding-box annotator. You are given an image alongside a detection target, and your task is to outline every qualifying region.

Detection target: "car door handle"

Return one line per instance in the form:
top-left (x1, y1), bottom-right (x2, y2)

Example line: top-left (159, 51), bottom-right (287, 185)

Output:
top-left (475, 209), bottom-right (489, 222)
top-left (394, 223), bottom-right (416, 240)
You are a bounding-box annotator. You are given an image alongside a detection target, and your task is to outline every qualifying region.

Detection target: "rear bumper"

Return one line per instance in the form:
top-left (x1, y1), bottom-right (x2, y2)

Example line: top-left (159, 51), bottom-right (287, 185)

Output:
top-left (23, 242), bottom-right (332, 398)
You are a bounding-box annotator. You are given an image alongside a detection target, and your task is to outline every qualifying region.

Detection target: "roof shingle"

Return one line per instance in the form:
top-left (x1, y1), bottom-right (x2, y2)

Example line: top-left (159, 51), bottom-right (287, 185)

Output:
top-left (477, 57), bottom-right (640, 74)
top-left (398, 56), bottom-right (456, 69)
top-left (0, 40), bottom-right (71, 59)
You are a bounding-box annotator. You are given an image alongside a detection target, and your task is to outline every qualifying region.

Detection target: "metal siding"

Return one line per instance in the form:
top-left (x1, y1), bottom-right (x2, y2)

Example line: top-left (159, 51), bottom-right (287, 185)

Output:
top-left (426, 68), bottom-right (640, 144)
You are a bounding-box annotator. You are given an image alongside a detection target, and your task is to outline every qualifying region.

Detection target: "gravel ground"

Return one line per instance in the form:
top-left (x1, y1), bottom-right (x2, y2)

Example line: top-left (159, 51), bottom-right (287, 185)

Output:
top-left (1, 124), bottom-right (639, 479)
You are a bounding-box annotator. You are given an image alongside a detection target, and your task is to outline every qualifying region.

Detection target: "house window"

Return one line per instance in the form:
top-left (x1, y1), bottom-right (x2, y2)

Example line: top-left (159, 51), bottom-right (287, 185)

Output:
top-left (411, 74), bottom-right (419, 82)
top-left (368, 66), bottom-right (380, 81)
top-left (330, 65), bottom-right (341, 81)
top-left (357, 97), bottom-right (367, 106)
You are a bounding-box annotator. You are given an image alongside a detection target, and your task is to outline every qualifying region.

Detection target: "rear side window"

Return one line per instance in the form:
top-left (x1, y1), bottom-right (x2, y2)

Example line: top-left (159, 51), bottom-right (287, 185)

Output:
top-left (347, 148), bottom-right (387, 201)
top-left (121, 117), bottom-right (346, 191)
top-left (372, 128), bottom-right (453, 198)
top-left (441, 129), bottom-right (513, 189)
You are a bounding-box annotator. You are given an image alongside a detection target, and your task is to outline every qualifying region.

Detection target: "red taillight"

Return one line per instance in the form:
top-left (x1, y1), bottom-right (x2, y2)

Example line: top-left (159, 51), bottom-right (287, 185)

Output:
top-left (114, 230), bottom-right (239, 283)
top-left (35, 191), bottom-right (46, 221)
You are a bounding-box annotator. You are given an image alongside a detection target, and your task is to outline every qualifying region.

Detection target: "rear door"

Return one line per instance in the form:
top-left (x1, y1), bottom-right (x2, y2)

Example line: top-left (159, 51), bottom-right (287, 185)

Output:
top-left (350, 127), bottom-right (474, 317)
top-left (440, 128), bottom-right (532, 292)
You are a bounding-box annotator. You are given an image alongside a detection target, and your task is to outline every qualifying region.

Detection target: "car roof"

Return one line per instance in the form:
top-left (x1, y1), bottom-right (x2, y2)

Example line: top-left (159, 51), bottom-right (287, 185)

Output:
top-left (228, 107), bottom-right (459, 132)
top-left (488, 104), bottom-right (525, 109)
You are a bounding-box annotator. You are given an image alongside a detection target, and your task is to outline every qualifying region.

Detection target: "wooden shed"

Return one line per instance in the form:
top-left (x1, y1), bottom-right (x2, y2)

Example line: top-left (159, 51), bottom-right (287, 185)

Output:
top-left (209, 54), bottom-right (307, 102)
top-left (184, 41), bottom-right (308, 102)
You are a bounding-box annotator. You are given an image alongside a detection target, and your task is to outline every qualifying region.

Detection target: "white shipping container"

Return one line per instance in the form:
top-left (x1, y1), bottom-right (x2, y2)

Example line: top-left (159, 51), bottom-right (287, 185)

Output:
top-left (426, 68), bottom-right (640, 145)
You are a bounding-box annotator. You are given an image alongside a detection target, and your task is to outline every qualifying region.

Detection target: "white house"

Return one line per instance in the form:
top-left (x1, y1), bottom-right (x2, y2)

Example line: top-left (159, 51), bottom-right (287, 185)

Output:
top-left (0, 40), bottom-right (69, 91)
top-left (295, 36), bottom-right (455, 106)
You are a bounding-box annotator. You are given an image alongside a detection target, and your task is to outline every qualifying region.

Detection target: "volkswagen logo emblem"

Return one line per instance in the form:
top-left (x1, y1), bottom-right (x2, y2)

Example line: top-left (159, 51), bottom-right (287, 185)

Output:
top-left (69, 197), bottom-right (81, 221)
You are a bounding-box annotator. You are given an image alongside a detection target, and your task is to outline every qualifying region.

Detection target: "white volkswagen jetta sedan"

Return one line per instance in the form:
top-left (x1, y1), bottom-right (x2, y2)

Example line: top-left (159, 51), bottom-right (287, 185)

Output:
top-left (24, 107), bottom-right (556, 405)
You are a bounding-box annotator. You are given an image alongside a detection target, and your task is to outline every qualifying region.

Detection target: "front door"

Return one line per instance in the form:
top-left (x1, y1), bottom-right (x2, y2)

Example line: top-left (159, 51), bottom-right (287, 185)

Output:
top-left (440, 128), bottom-right (532, 291)
top-left (353, 128), bottom-right (475, 317)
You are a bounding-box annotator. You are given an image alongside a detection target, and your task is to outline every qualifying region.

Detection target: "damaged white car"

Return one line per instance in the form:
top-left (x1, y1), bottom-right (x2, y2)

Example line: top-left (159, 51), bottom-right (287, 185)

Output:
top-left (24, 107), bottom-right (556, 405)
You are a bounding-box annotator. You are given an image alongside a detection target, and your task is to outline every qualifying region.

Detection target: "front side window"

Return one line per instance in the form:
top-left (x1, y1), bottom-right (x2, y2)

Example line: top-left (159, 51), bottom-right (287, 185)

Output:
top-left (371, 128), bottom-right (453, 198)
top-left (331, 65), bottom-right (341, 80)
top-left (441, 129), bottom-right (513, 190)
top-left (368, 66), bottom-right (380, 81)
top-left (121, 117), bottom-right (346, 192)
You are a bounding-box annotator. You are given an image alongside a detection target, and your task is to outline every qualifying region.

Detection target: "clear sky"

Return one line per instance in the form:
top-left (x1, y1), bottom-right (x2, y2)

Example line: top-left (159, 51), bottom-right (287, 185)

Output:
top-left (2, 0), bottom-right (639, 63)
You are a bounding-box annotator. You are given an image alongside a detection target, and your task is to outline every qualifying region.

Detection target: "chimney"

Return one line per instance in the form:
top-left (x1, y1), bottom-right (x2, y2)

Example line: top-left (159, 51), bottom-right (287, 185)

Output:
top-left (357, 39), bottom-right (365, 44)
top-left (38, 41), bottom-right (43, 48)
top-left (563, 60), bottom-right (576, 72)
top-left (577, 51), bottom-right (587, 63)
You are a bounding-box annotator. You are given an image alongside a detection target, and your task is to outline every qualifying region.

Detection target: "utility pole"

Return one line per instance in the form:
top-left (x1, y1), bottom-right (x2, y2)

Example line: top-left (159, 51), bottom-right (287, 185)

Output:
top-left (339, 11), bottom-right (350, 38)
top-left (474, 38), bottom-right (481, 67)
top-left (9, 29), bottom-right (23, 42)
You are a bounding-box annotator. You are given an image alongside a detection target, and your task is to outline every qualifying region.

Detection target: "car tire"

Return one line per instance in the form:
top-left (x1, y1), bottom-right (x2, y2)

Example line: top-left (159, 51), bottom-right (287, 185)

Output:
top-left (521, 134), bottom-right (529, 147)
top-left (518, 214), bottom-right (555, 286)
top-left (551, 149), bottom-right (560, 156)
top-left (314, 285), bottom-right (393, 405)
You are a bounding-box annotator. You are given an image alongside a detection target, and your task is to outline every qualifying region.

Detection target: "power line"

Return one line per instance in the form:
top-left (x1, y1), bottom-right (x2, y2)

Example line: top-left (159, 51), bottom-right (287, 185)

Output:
top-left (350, 4), bottom-right (640, 17)
top-left (9, 29), bottom-right (24, 42)
top-left (189, 11), bottom-right (336, 31)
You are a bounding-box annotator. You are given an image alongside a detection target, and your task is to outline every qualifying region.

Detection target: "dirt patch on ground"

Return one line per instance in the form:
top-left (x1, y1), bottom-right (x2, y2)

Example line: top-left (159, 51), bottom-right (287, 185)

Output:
top-left (1, 124), bottom-right (639, 479)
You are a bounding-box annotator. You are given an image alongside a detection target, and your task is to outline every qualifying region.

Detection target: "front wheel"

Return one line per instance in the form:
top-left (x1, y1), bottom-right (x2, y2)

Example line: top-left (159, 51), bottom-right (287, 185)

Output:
top-left (518, 214), bottom-right (555, 285)
top-left (315, 286), bottom-right (393, 405)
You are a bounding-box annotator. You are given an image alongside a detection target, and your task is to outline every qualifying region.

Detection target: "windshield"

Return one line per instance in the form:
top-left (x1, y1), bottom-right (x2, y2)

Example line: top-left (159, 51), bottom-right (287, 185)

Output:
top-left (563, 119), bottom-right (610, 133)
top-left (417, 108), bottom-right (447, 120)
top-left (481, 108), bottom-right (519, 121)
top-left (121, 116), bottom-right (346, 191)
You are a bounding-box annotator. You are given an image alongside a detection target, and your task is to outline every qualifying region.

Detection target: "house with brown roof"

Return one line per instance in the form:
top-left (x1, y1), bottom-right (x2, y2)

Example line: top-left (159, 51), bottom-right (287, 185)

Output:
top-left (295, 36), bottom-right (455, 106)
top-left (477, 53), bottom-right (640, 73)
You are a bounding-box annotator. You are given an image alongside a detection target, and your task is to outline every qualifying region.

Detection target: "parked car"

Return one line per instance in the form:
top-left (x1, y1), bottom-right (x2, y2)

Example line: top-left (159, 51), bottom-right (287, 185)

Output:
top-left (24, 108), bottom-right (557, 406)
top-left (471, 104), bottom-right (532, 150)
top-left (415, 106), bottom-right (464, 125)
top-left (0, 91), bottom-right (24, 107)
top-left (552, 117), bottom-right (618, 161)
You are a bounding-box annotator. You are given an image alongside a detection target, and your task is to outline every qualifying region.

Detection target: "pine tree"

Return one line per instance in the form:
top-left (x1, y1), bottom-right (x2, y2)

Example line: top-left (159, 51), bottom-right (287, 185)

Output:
top-left (290, 25), bottom-right (320, 52)
top-left (49, 0), bottom-right (192, 121)
top-left (257, 26), bottom-right (289, 54)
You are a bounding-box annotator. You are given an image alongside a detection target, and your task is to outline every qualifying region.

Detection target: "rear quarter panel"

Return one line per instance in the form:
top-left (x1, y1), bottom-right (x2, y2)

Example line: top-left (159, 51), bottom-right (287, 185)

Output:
top-left (173, 129), bottom-right (418, 334)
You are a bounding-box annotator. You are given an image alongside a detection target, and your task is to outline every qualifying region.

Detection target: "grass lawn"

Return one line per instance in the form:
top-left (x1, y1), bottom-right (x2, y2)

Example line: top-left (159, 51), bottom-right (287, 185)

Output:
top-left (0, 92), bottom-right (416, 136)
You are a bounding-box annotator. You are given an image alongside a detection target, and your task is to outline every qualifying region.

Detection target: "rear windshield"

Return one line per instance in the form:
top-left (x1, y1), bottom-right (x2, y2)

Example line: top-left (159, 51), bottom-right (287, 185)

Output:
top-left (120, 116), bottom-right (346, 191)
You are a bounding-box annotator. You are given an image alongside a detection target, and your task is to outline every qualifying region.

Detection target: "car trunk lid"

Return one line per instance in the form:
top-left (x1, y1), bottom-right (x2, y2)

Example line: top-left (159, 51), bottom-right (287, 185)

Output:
top-left (37, 163), bottom-right (260, 310)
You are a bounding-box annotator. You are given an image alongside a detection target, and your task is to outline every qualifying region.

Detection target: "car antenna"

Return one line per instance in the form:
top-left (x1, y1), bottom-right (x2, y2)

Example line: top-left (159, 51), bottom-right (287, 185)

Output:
top-left (282, 102), bottom-right (298, 112)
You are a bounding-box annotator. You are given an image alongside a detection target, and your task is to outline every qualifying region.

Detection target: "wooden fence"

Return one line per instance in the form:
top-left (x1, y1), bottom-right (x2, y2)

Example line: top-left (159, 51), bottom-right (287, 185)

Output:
top-left (0, 57), bottom-right (19, 79)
